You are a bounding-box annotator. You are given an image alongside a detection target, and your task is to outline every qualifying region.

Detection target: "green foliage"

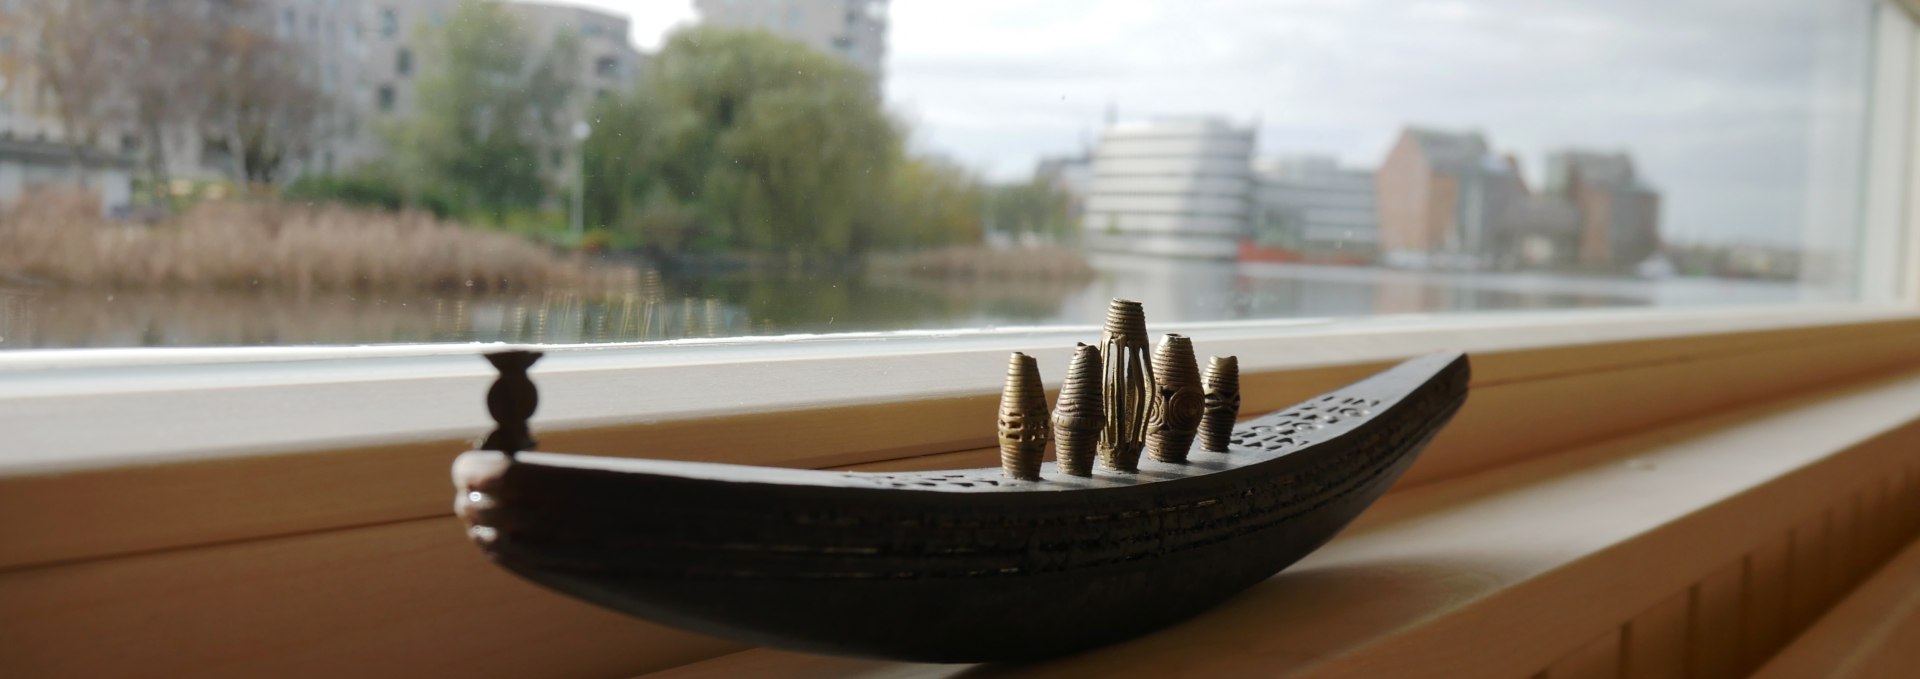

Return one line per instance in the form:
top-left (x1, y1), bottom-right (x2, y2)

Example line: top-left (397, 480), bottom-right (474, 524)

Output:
top-left (391, 0), bottom-right (579, 218)
top-left (587, 28), bottom-right (989, 256)
top-left (985, 178), bottom-right (1076, 243)
top-left (283, 168), bottom-right (460, 220)
top-left (870, 155), bottom-right (984, 249)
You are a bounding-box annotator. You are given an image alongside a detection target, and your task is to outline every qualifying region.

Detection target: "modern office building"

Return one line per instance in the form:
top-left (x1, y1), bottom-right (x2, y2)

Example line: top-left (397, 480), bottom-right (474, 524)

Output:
top-left (1081, 118), bottom-right (1256, 260)
top-left (693, 0), bottom-right (889, 84)
top-left (1248, 155), bottom-right (1379, 261)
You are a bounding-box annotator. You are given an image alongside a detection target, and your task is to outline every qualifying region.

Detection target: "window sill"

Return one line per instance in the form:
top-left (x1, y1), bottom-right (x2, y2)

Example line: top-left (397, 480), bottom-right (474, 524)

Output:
top-left (4, 304), bottom-right (1920, 677)
top-left (5, 304), bottom-right (1919, 570)
top-left (649, 366), bottom-right (1920, 678)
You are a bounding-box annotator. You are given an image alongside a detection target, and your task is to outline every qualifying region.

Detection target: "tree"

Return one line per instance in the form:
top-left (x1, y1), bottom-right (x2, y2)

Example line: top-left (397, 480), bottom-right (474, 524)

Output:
top-left (394, 0), bottom-right (580, 218)
top-left (872, 154), bottom-right (985, 250)
top-left (25, 0), bottom-right (267, 201)
top-left (22, 0), bottom-right (122, 185)
top-left (584, 28), bottom-right (900, 255)
top-left (202, 16), bottom-right (331, 185)
top-left (985, 178), bottom-right (1076, 244)
top-left (119, 0), bottom-right (252, 202)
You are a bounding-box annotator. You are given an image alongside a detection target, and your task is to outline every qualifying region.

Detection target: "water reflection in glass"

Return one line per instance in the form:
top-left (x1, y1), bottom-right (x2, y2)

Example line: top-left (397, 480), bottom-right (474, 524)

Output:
top-left (0, 257), bottom-right (1833, 349)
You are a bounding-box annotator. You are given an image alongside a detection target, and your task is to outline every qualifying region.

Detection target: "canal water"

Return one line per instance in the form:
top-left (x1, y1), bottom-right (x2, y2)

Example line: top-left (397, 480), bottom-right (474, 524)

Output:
top-left (0, 254), bottom-right (1840, 350)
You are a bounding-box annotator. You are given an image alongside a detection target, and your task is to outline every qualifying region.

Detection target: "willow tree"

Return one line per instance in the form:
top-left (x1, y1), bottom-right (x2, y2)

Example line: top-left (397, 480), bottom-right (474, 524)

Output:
top-left (585, 28), bottom-right (900, 256)
top-left (393, 0), bottom-right (579, 217)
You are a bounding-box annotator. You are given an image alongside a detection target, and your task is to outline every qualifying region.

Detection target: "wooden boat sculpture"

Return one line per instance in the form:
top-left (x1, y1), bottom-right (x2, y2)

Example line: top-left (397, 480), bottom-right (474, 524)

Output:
top-left (454, 339), bottom-right (1469, 663)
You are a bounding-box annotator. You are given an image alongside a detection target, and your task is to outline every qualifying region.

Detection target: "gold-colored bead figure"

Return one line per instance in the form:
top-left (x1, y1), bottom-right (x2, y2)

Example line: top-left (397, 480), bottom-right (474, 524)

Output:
top-left (1200, 356), bottom-right (1241, 452)
top-left (1097, 299), bottom-right (1153, 473)
top-left (997, 352), bottom-right (1051, 481)
top-left (1051, 343), bottom-right (1103, 476)
top-left (1145, 334), bottom-right (1203, 463)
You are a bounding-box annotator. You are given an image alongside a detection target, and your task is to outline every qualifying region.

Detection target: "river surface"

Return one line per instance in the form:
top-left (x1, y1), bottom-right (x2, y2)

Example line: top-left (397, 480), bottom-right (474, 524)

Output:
top-left (0, 254), bottom-right (1844, 350)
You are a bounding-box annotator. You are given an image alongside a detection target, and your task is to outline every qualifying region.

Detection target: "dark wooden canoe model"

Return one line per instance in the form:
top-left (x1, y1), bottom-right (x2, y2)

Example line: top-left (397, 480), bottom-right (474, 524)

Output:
top-left (453, 345), bottom-right (1470, 664)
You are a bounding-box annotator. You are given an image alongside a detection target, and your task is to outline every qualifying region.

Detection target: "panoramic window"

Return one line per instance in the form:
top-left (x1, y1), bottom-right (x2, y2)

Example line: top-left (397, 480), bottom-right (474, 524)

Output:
top-left (0, 0), bottom-right (1902, 349)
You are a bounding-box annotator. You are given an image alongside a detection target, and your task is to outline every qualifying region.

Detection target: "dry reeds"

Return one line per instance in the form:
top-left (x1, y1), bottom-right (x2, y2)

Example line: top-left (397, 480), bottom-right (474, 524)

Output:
top-left (0, 190), bottom-right (630, 294)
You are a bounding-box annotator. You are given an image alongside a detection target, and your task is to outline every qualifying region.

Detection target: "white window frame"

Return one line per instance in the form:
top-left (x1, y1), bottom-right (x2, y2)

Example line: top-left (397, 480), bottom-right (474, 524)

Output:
top-left (4, 2), bottom-right (1920, 675)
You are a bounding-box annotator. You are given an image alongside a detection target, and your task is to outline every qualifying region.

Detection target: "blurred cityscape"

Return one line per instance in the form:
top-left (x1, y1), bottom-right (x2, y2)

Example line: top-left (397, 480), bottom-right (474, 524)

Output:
top-left (0, 0), bottom-right (1824, 348)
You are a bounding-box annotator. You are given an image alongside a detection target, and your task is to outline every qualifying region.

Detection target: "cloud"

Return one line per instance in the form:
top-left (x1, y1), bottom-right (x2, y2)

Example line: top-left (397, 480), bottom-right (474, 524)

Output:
top-left (576, 0), bottom-right (1879, 247)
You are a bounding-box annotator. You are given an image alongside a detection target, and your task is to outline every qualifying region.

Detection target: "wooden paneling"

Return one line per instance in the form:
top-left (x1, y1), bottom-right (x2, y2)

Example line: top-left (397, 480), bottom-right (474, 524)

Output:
top-left (1754, 535), bottom-right (1920, 678)
top-left (1687, 563), bottom-right (1744, 679)
top-left (1740, 535), bottom-right (1791, 673)
top-left (1547, 627), bottom-right (1622, 679)
top-left (1787, 512), bottom-right (1830, 633)
top-left (0, 517), bottom-right (743, 679)
top-left (1624, 591), bottom-right (1689, 679)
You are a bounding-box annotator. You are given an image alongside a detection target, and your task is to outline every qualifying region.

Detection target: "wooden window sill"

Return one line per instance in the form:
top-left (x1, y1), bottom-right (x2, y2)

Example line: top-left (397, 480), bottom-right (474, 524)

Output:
top-left (5, 305), bottom-right (1919, 571)
top-left (647, 366), bottom-right (1920, 678)
top-left (5, 305), bottom-right (1920, 677)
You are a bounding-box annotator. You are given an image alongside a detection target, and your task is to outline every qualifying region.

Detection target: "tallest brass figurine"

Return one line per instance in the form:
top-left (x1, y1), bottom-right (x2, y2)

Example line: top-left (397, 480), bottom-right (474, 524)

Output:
top-left (1097, 299), bottom-right (1153, 472)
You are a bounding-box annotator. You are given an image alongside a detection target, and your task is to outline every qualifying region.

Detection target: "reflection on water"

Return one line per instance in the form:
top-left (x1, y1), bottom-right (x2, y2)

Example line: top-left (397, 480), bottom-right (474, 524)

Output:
top-left (0, 254), bottom-right (1837, 349)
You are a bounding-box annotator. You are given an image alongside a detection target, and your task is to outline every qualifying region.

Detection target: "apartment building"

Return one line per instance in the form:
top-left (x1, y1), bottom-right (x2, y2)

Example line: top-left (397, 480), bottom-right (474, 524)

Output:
top-left (1376, 127), bottom-right (1663, 272)
top-left (693, 0), bottom-right (888, 84)
top-left (349, 0), bottom-right (644, 187)
top-left (0, 0), bottom-right (642, 192)
top-left (1546, 150), bottom-right (1663, 270)
top-left (1376, 127), bottom-right (1533, 270)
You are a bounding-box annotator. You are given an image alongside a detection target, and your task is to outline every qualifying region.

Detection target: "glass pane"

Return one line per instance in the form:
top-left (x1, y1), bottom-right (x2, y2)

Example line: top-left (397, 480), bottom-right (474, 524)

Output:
top-left (0, 0), bottom-right (1901, 348)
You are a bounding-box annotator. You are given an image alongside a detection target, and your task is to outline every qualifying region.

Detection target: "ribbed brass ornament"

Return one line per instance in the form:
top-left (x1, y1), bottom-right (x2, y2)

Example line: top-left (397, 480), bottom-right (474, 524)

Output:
top-left (1097, 299), bottom-right (1153, 472)
top-left (1145, 334), bottom-right (1203, 463)
top-left (997, 352), bottom-right (1051, 481)
top-left (1051, 343), bottom-right (1104, 476)
top-left (1200, 355), bottom-right (1241, 452)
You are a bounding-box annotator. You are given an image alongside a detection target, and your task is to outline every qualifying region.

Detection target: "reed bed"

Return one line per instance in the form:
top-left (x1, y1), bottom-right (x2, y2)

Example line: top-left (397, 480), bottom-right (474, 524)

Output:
top-left (867, 245), bottom-right (1094, 282)
top-left (0, 192), bottom-right (632, 294)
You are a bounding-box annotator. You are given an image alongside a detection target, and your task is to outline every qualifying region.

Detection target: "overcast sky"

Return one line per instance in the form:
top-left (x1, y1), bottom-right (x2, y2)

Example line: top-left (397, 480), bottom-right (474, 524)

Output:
top-left (570, 0), bottom-right (1877, 247)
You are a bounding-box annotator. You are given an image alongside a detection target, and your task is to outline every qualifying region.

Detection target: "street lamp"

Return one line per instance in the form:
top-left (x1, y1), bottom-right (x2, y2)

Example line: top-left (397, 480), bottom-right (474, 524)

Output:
top-left (570, 120), bottom-right (591, 241)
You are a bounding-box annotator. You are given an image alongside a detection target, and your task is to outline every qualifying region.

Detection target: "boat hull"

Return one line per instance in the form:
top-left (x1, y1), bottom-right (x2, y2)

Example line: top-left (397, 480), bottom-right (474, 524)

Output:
top-left (454, 351), bottom-right (1469, 662)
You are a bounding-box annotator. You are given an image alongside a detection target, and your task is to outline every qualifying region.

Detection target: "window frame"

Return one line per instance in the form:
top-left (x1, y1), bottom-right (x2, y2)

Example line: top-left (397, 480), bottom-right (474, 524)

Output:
top-left (4, 0), bottom-right (1920, 568)
top-left (5, 2), bottom-right (1920, 675)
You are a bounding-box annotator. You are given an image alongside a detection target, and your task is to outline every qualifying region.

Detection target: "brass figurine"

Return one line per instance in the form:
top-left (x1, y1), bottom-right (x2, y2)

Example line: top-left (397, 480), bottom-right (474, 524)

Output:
top-left (1051, 343), bottom-right (1104, 476)
top-left (1098, 299), bottom-right (1153, 472)
top-left (997, 352), bottom-right (1051, 481)
top-left (1200, 355), bottom-right (1241, 452)
top-left (1145, 334), bottom-right (1204, 463)
top-left (481, 350), bottom-right (543, 457)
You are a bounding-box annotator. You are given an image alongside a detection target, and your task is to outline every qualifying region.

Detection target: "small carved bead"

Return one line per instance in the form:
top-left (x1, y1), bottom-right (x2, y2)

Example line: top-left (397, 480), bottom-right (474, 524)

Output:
top-left (997, 352), bottom-right (1051, 481)
top-left (1052, 343), bottom-right (1104, 476)
top-left (1200, 356), bottom-right (1241, 452)
top-left (1145, 335), bottom-right (1202, 463)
